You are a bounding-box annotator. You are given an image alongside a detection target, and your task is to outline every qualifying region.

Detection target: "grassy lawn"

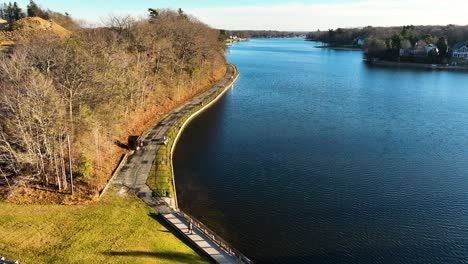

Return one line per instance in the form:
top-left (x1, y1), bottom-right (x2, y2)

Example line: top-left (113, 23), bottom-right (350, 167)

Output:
top-left (0, 191), bottom-right (208, 264)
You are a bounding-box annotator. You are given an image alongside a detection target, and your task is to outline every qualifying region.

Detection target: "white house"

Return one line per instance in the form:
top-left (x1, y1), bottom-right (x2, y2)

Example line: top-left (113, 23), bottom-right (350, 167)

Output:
top-left (425, 44), bottom-right (439, 55)
top-left (452, 42), bottom-right (468, 60)
top-left (353, 37), bottom-right (365, 47)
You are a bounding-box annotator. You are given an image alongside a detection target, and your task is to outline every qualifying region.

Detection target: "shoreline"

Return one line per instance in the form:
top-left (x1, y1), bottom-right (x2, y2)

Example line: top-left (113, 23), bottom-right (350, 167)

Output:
top-left (169, 65), bottom-right (239, 210)
top-left (151, 64), bottom-right (251, 263)
top-left (110, 64), bottom-right (251, 263)
top-left (366, 59), bottom-right (468, 72)
top-left (99, 65), bottom-right (231, 199)
top-left (315, 45), bottom-right (362, 51)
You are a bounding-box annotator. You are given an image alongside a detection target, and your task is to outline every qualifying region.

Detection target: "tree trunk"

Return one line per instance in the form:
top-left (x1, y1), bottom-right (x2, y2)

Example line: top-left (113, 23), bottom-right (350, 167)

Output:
top-left (67, 134), bottom-right (74, 195)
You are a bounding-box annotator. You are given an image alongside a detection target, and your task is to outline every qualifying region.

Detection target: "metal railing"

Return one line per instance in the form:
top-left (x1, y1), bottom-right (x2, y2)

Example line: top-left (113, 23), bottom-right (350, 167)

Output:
top-left (179, 210), bottom-right (254, 264)
top-left (0, 257), bottom-right (18, 264)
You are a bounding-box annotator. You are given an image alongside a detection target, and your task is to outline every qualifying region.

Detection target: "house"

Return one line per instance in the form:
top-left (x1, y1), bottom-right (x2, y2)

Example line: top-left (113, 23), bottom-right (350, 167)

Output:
top-left (400, 43), bottom-right (438, 58)
top-left (425, 44), bottom-right (439, 55)
top-left (451, 42), bottom-right (468, 60)
top-left (353, 37), bottom-right (365, 47)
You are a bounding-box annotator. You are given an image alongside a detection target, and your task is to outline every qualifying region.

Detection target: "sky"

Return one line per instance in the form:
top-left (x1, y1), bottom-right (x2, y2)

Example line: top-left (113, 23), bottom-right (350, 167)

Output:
top-left (12, 0), bottom-right (468, 31)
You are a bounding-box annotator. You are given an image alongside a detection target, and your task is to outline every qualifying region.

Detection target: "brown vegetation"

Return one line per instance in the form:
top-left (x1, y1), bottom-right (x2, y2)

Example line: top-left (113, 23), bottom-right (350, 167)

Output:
top-left (0, 11), bottom-right (227, 204)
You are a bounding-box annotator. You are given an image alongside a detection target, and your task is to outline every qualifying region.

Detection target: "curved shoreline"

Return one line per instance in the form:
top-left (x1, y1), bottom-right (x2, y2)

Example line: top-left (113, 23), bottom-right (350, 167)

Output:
top-left (170, 64), bottom-right (239, 210)
top-left (112, 64), bottom-right (249, 263)
top-left (159, 64), bottom-right (253, 263)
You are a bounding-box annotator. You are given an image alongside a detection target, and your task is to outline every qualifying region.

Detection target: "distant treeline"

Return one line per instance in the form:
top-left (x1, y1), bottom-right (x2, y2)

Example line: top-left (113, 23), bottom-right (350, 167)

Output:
top-left (307, 25), bottom-right (468, 63)
top-left (306, 25), bottom-right (468, 47)
top-left (222, 30), bottom-right (305, 39)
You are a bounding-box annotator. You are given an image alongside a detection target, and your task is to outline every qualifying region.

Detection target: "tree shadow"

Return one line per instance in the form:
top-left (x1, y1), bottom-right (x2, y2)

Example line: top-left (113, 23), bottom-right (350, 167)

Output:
top-left (114, 140), bottom-right (129, 150)
top-left (102, 250), bottom-right (207, 263)
top-left (149, 212), bottom-right (178, 234)
top-left (148, 212), bottom-right (211, 261)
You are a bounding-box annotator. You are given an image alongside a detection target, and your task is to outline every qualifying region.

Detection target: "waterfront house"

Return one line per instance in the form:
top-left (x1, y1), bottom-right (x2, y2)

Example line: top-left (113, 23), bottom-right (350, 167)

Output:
top-left (451, 42), bottom-right (468, 60)
top-left (400, 43), bottom-right (438, 58)
top-left (353, 37), bottom-right (365, 47)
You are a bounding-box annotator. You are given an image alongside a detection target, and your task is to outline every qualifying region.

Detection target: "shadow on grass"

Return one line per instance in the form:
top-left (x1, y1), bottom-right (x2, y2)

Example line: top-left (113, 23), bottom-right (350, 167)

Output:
top-left (149, 212), bottom-right (193, 242)
top-left (103, 251), bottom-right (202, 262)
top-left (147, 212), bottom-right (211, 262)
top-left (149, 212), bottom-right (174, 231)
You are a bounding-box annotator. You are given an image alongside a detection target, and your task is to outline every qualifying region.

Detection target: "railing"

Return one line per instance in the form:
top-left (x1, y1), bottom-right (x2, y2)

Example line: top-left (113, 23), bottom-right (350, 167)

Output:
top-left (179, 210), bottom-right (254, 264)
top-left (0, 257), bottom-right (18, 264)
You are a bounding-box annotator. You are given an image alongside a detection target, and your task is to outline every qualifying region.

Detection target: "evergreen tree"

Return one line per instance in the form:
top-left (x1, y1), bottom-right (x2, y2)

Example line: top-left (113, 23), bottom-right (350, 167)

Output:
top-left (27, 0), bottom-right (49, 19)
top-left (27, 0), bottom-right (39, 17)
top-left (0, 4), bottom-right (6, 20)
top-left (5, 2), bottom-right (14, 22)
top-left (177, 8), bottom-right (187, 19)
top-left (12, 2), bottom-right (24, 21)
top-left (437, 37), bottom-right (448, 58)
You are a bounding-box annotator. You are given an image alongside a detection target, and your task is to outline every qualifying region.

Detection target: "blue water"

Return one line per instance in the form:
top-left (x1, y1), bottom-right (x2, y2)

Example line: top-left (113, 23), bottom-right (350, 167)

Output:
top-left (173, 38), bottom-right (468, 263)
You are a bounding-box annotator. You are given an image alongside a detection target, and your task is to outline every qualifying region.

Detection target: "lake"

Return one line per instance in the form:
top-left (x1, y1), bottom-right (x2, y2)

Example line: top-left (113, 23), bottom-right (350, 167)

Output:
top-left (173, 38), bottom-right (468, 263)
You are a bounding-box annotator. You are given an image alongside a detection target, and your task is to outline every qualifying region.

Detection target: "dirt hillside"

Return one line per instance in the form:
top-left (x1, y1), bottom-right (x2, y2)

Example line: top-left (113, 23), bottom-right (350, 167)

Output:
top-left (1, 17), bottom-right (70, 49)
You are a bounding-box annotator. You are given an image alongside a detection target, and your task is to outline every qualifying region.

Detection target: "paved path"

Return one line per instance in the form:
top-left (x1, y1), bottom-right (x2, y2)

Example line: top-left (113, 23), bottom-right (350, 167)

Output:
top-left (112, 65), bottom-right (240, 263)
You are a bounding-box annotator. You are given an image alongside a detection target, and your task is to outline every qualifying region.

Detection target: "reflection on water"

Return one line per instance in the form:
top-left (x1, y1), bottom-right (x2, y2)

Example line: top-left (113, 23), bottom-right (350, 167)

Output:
top-left (174, 38), bottom-right (468, 264)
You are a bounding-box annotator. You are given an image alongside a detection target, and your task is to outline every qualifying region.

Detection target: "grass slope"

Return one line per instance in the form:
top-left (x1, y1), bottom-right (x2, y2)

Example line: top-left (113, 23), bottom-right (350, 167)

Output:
top-left (0, 191), bottom-right (208, 264)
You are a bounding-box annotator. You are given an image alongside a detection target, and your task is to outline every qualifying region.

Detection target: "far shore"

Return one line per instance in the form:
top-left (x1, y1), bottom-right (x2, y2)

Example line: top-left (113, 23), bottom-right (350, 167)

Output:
top-left (314, 45), bottom-right (362, 51)
top-left (365, 59), bottom-right (468, 72)
top-left (309, 41), bottom-right (468, 72)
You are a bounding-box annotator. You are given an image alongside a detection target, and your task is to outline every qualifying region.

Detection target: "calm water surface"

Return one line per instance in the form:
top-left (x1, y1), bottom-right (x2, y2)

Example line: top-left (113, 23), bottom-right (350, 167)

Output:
top-left (173, 38), bottom-right (468, 263)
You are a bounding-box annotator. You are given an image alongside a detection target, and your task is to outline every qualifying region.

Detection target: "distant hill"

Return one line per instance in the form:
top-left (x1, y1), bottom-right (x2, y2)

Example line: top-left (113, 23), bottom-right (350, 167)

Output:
top-left (1, 17), bottom-right (70, 49)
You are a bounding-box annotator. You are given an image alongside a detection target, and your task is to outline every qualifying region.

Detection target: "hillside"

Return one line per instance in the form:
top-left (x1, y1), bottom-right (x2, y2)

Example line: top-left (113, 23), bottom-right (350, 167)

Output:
top-left (0, 10), bottom-right (227, 204)
top-left (13, 17), bottom-right (70, 37)
top-left (0, 17), bottom-right (70, 49)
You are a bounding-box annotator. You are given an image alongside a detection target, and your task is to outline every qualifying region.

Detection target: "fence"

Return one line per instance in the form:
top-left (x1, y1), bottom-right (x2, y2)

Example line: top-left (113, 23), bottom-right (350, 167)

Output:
top-left (0, 257), bottom-right (18, 264)
top-left (179, 211), bottom-right (254, 264)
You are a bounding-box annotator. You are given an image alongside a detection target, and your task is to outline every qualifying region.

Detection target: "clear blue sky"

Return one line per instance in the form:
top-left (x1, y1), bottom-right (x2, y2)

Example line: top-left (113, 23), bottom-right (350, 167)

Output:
top-left (11, 0), bottom-right (468, 30)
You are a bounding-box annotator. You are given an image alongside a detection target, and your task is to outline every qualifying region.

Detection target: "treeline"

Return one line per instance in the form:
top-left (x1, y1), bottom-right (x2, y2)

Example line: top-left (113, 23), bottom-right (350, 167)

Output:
top-left (306, 25), bottom-right (468, 47)
top-left (0, 8), bottom-right (226, 200)
top-left (1, 0), bottom-right (50, 22)
top-left (223, 30), bottom-right (305, 39)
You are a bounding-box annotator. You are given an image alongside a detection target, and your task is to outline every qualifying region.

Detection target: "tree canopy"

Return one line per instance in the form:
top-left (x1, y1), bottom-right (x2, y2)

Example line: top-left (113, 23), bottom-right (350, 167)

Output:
top-left (0, 8), bottom-right (227, 202)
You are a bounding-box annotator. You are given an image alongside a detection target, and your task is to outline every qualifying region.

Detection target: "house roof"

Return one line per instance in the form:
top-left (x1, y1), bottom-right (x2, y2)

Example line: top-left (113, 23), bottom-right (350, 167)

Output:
top-left (452, 41), bottom-right (468, 50)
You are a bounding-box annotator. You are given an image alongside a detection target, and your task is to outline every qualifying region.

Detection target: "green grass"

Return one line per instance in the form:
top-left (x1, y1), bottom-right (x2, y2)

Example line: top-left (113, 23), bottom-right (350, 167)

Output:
top-left (147, 65), bottom-right (238, 199)
top-left (0, 191), bottom-right (208, 264)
